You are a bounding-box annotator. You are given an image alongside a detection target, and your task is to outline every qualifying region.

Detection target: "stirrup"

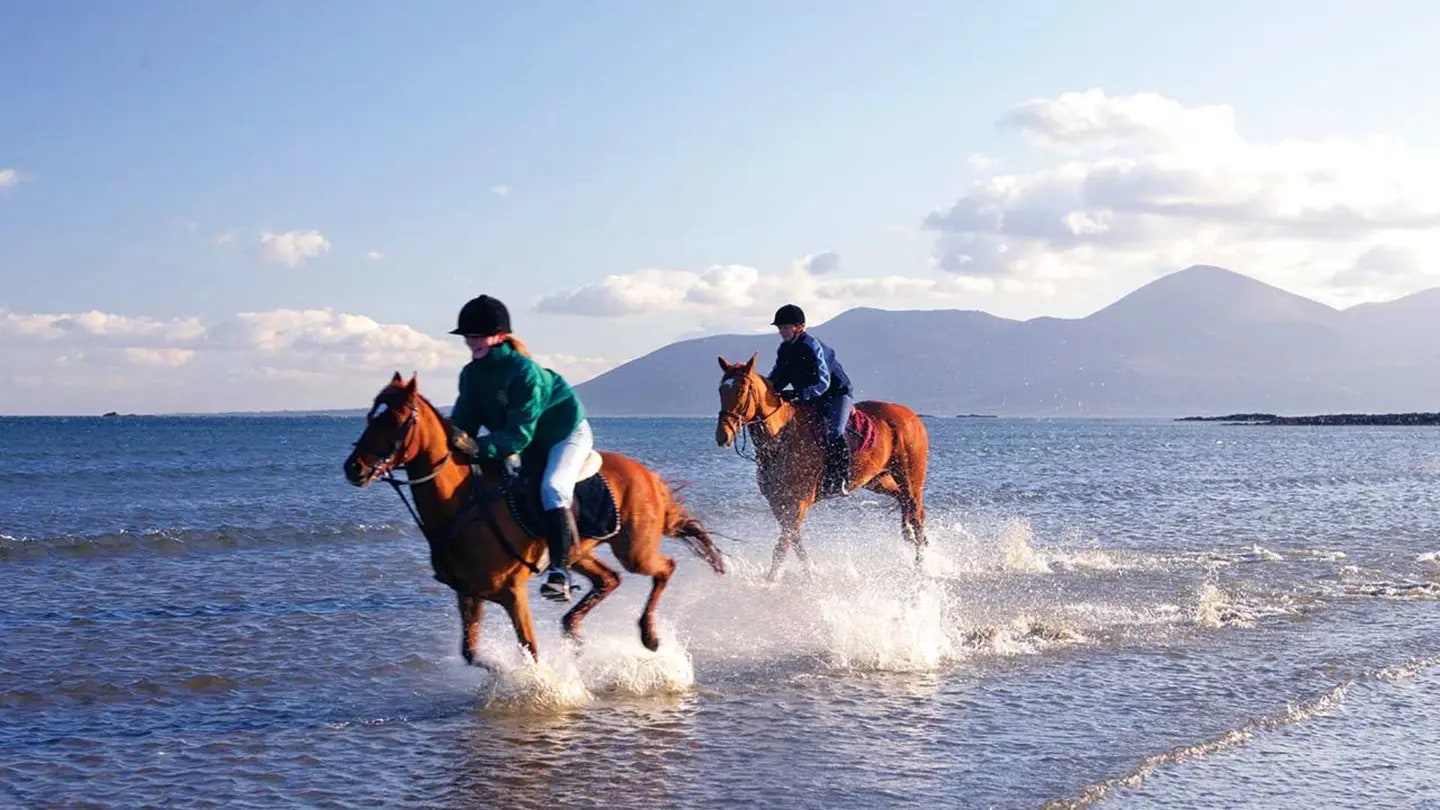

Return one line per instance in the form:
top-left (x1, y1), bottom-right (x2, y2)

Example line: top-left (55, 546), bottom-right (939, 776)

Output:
top-left (539, 568), bottom-right (574, 603)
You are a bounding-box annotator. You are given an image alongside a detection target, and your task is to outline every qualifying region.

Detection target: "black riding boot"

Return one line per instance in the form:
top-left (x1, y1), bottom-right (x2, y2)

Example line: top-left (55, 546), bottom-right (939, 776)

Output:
top-left (819, 437), bottom-right (852, 498)
top-left (539, 507), bottom-right (579, 603)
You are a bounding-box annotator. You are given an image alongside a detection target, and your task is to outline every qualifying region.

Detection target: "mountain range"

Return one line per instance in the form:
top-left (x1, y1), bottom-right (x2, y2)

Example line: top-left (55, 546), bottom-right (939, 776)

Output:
top-left (573, 265), bottom-right (1440, 417)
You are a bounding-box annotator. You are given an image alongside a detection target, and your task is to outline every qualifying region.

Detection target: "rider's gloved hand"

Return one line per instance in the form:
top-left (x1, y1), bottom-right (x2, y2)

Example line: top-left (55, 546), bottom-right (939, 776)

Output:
top-left (449, 425), bottom-right (480, 460)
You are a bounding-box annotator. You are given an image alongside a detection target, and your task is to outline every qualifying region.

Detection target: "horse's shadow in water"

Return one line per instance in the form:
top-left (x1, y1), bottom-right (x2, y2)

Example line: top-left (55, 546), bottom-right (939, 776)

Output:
top-left (343, 372), bottom-right (726, 663)
top-left (715, 354), bottom-right (930, 581)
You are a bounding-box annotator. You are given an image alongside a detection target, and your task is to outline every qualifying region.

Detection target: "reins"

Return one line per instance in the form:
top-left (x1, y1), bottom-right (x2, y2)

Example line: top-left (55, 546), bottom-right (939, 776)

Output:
top-left (376, 396), bottom-right (541, 575)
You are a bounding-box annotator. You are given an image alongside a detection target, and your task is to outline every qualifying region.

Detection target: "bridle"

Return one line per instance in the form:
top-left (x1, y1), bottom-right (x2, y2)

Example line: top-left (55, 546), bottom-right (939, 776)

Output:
top-left (357, 397), bottom-right (452, 487)
top-left (718, 372), bottom-right (786, 462)
top-left (356, 393), bottom-right (540, 577)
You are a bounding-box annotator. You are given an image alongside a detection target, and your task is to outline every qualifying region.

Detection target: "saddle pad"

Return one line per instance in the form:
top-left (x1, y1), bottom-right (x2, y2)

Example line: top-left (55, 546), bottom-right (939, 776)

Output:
top-left (504, 470), bottom-right (621, 541)
top-left (847, 408), bottom-right (878, 454)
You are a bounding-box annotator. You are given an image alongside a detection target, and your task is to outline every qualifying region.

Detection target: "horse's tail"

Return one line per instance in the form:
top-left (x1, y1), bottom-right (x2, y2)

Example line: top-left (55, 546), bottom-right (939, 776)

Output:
top-left (663, 492), bottom-right (726, 576)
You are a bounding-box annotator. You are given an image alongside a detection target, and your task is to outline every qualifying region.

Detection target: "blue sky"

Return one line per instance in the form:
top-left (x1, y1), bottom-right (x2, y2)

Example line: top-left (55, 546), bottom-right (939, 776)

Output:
top-left (4, 1), bottom-right (1440, 414)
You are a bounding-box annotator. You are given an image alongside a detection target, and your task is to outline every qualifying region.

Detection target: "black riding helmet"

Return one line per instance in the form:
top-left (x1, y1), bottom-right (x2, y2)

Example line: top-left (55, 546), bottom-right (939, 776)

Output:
top-left (450, 295), bottom-right (512, 336)
top-left (771, 304), bottom-right (805, 326)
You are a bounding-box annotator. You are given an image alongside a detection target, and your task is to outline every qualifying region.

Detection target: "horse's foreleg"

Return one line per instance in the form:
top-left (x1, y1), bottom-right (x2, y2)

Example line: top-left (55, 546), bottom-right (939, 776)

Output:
top-left (497, 585), bottom-right (539, 661)
top-left (457, 594), bottom-right (484, 665)
top-left (562, 553), bottom-right (621, 643)
top-left (792, 535), bottom-right (814, 577)
top-left (766, 499), bottom-right (814, 582)
top-left (638, 555), bottom-right (676, 651)
top-left (766, 530), bottom-right (794, 582)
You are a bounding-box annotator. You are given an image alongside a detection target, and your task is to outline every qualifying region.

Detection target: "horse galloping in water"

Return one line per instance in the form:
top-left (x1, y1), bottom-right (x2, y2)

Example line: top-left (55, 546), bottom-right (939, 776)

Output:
top-left (344, 372), bottom-right (725, 663)
top-left (715, 354), bottom-right (929, 581)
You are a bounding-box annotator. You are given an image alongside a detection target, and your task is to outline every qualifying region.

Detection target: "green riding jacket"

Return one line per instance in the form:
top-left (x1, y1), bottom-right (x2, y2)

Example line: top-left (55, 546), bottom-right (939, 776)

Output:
top-left (449, 342), bottom-right (585, 465)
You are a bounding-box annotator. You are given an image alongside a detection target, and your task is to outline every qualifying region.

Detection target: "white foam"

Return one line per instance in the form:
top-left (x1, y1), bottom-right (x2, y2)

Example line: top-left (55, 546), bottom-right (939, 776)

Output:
top-left (475, 645), bottom-right (594, 714)
top-left (574, 624), bottom-right (696, 696)
top-left (819, 578), bottom-right (953, 671)
top-left (942, 517), bottom-right (1126, 575)
top-left (1195, 582), bottom-right (1254, 628)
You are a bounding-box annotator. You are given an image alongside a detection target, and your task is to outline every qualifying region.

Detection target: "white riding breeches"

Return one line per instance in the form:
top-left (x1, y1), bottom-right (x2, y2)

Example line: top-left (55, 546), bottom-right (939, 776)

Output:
top-left (539, 419), bottom-right (594, 510)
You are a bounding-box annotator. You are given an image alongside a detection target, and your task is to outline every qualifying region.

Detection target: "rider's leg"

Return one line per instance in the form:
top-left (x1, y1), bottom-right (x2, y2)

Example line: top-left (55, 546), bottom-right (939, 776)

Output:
top-left (538, 419), bottom-right (594, 602)
top-left (819, 395), bottom-right (853, 498)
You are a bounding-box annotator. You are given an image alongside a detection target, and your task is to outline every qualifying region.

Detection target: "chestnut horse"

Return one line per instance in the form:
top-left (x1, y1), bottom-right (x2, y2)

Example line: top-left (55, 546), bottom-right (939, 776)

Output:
top-left (343, 373), bottom-right (725, 663)
top-left (715, 354), bottom-right (929, 580)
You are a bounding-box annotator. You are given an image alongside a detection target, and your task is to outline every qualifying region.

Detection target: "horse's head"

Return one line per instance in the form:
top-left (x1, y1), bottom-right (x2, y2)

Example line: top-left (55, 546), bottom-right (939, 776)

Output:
top-left (343, 371), bottom-right (441, 488)
top-left (715, 352), bottom-right (782, 447)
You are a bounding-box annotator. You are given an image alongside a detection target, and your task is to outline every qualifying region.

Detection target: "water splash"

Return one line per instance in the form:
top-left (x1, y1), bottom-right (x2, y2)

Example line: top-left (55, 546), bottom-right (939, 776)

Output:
top-left (819, 577), bottom-right (953, 671)
top-left (1195, 582), bottom-right (1256, 629)
top-left (475, 645), bottom-right (593, 714)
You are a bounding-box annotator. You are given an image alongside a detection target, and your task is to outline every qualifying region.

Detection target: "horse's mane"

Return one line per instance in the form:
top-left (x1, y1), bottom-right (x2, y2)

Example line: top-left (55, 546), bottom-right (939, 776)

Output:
top-left (416, 392), bottom-right (455, 434)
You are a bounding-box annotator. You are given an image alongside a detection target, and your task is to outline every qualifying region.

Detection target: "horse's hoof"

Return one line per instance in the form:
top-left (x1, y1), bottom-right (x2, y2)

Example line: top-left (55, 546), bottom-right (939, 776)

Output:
top-left (640, 621), bottom-right (660, 652)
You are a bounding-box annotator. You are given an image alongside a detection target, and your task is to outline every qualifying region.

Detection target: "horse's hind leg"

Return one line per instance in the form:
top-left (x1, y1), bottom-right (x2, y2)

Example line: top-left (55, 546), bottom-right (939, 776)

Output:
top-left (636, 553), bottom-right (677, 651)
top-left (562, 553), bottom-right (621, 643)
top-left (891, 460), bottom-right (928, 566)
top-left (457, 594), bottom-right (485, 665)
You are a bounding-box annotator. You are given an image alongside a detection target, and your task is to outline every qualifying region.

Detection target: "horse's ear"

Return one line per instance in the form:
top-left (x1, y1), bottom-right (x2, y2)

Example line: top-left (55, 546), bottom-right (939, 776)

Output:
top-left (717, 356), bottom-right (730, 372)
top-left (390, 371), bottom-right (404, 386)
top-left (405, 372), bottom-right (417, 395)
top-left (743, 352), bottom-right (757, 373)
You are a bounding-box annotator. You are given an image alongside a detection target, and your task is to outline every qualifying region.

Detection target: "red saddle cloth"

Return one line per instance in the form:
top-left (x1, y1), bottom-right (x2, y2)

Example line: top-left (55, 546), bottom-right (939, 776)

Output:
top-left (846, 408), bottom-right (877, 453)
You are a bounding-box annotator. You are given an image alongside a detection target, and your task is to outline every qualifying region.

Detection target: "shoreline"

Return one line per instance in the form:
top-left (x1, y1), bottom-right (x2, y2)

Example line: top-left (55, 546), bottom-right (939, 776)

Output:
top-left (1177, 412), bottom-right (1440, 426)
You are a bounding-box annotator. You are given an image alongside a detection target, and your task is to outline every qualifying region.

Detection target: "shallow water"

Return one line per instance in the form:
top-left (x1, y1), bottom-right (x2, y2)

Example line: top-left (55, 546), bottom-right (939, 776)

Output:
top-left (4, 415), bottom-right (1440, 808)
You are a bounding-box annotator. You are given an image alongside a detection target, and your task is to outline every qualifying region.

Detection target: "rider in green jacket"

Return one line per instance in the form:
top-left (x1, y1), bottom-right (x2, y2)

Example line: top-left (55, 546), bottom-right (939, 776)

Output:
top-left (447, 294), bottom-right (592, 603)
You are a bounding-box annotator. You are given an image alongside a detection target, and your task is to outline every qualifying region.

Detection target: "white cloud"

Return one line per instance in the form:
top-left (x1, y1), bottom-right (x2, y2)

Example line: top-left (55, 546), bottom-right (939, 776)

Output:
top-left (0, 305), bottom-right (472, 414)
top-left (800, 251), bottom-right (840, 276)
top-left (533, 353), bottom-right (612, 384)
top-left (1004, 89), bottom-right (1240, 154)
top-left (215, 309), bottom-right (465, 372)
top-left (0, 308), bottom-right (207, 343)
top-left (0, 168), bottom-right (22, 189)
top-left (364, 250), bottom-right (386, 261)
top-left (490, 185), bottom-right (510, 198)
top-left (259, 229), bottom-right (332, 268)
top-left (536, 269), bottom-right (695, 316)
top-left (925, 89), bottom-right (1440, 300)
top-left (686, 264), bottom-right (763, 307)
top-left (123, 347), bottom-right (195, 367)
top-left (536, 255), bottom-right (994, 326)
top-left (215, 230), bottom-right (236, 246)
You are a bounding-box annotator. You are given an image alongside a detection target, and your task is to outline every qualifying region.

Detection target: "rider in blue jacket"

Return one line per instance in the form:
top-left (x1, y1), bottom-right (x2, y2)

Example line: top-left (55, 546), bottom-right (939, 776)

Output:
top-left (766, 304), bottom-right (854, 498)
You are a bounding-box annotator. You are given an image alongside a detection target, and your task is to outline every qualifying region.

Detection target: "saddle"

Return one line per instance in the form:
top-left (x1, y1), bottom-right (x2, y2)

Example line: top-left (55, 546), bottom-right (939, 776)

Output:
top-left (806, 406), bottom-right (878, 453)
top-left (462, 450), bottom-right (620, 541)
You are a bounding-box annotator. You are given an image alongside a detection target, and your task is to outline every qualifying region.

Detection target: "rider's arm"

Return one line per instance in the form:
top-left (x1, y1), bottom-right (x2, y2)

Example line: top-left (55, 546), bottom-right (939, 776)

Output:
top-left (799, 335), bottom-right (831, 401)
top-left (474, 363), bottom-right (545, 459)
top-left (766, 347), bottom-right (788, 390)
top-left (450, 365), bottom-right (480, 437)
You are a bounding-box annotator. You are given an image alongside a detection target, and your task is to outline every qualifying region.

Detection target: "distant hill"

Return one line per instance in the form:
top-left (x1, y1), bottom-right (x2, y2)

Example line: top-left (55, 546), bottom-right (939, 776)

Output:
top-left (574, 265), bottom-right (1440, 417)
